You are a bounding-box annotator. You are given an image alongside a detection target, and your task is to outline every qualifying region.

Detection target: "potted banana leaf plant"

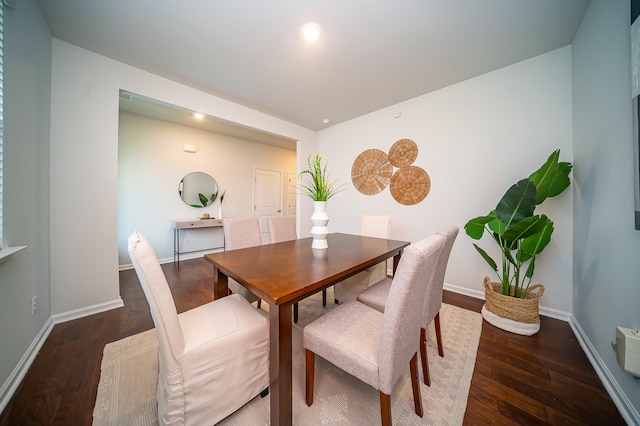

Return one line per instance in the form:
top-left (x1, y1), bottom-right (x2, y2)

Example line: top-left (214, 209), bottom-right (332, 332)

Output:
top-left (464, 149), bottom-right (572, 335)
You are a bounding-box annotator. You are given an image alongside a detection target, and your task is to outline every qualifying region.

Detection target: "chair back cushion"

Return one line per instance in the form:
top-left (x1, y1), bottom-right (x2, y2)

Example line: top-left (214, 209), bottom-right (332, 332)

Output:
top-left (267, 215), bottom-right (297, 243)
top-left (361, 214), bottom-right (391, 239)
top-left (362, 214), bottom-right (392, 282)
top-left (422, 226), bottom-right (459, 324)
top-left (377, 234), bottom-right (445, 394)
top-left (223, 217), bottom-right (262, 250)
top-left (128, 231), bottom-right (185, 422)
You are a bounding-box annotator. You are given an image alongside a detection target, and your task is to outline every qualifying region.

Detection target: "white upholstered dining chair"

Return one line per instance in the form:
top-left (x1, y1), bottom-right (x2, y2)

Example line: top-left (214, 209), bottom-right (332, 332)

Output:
top-left (334, 214), bottom-right (391, 303)
top-left (127, 230), bottom-right (269, 426)
top-left (357, 225), bottom-right (459, 385)
top-left (223, 217), bottom-right (263, 307)
top-left (303, 233), bottom-right (445, 426)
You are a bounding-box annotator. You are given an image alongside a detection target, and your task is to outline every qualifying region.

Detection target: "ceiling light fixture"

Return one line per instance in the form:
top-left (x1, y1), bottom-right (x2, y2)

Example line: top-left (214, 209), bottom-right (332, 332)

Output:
top-left (194, 112), bottom-right (204, 120)
top-left (302, 22), bottom-right (321, 41)
top-left (322, 118), bottom-right (330, 125)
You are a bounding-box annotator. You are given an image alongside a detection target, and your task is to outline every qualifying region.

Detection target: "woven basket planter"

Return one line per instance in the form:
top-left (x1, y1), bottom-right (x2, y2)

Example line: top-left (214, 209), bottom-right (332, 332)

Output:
top-left (481, 276), bottom-right (545, 336)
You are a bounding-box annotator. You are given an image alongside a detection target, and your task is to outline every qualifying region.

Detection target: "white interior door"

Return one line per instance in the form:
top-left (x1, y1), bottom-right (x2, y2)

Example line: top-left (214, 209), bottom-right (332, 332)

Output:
top-left (254, 168), bottom-right (282, 243)
top-left (287, 171), bottom-right (297, 217)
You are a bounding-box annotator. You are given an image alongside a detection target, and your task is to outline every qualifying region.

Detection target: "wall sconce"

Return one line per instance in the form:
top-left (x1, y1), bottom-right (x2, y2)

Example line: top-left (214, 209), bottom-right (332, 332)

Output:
top-left (183, 144), bottom-right (197, 153)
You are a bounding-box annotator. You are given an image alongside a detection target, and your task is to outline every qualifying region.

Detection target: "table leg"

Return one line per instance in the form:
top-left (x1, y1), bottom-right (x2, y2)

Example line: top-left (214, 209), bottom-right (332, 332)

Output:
top-left (213, 266), bottom-right (229, 300)
top-left (392, 250), bottom-right (403, 274)
top-left (269, 302), bottom-right (293, 426)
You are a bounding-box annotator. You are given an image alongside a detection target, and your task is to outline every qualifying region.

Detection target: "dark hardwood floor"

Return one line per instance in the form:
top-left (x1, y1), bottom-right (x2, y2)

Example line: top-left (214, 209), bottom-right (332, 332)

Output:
top-left (0, 258), bottom-right (626, 425)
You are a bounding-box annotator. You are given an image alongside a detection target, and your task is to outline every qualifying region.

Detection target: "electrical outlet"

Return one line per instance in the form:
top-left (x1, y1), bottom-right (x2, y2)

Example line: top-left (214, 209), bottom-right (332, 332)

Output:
top-left (31, 296), bottom-right (37, 316)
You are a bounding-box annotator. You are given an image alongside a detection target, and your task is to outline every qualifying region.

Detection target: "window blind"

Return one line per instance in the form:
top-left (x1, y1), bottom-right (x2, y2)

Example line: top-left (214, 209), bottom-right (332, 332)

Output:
top-left (0, 4), bottom-right (4, 248)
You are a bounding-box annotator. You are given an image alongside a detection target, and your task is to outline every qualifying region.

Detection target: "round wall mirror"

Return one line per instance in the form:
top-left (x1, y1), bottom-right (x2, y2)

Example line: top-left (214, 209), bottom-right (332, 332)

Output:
top-left (178, 172), bottom-right (218, 208)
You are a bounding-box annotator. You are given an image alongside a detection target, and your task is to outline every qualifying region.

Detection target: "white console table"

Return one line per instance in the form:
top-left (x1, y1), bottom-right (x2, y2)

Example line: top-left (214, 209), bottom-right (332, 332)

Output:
top-left (172, 218), bottom-right (224, 265)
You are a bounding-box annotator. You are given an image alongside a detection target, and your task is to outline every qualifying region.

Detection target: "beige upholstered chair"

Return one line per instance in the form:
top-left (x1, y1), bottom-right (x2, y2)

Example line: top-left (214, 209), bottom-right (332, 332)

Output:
top-left (303, 234), bottom-right (445, 426)
top-left (334, 214), bottom-right (391, 303)
top-left (267, 215), bottom-right (297, 243)
top-left (223, 217), bottom-right (263, 307)
top-left (128, 230), bottom-right (269, 426)
top-left (267, 215), bottom-right (328, 323)
top-left (357, 226), bottom-right (459, 385)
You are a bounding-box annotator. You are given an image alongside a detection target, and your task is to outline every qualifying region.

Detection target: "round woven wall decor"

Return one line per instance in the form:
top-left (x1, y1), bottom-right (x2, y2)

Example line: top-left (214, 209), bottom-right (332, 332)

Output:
top-left (351, 149), bottom-right (393, 195)
top-left (388, 139), bottom-right (418, 168)
top-left (390, 166), bottom-right (431, 205)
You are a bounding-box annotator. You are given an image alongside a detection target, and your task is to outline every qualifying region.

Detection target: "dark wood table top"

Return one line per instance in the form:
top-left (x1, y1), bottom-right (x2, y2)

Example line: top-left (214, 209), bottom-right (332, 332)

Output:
top-left (204, 232), bottom-right (410, 306)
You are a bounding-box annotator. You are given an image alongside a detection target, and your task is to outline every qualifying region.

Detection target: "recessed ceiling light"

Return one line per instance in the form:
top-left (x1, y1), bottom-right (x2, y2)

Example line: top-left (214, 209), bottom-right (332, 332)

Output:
top-left (194, 112), bottom-right (204, 120)
top-left (302, 22), bottom-right (321, 41)
top-left (322, 118), bottom-right (330, 125)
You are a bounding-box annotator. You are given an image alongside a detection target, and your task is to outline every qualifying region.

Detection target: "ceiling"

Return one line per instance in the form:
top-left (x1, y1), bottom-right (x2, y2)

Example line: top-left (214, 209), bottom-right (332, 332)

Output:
top-left (118, 91), bottom-right (298, 150)
top-left (37, 0), bottom-right (590, 132)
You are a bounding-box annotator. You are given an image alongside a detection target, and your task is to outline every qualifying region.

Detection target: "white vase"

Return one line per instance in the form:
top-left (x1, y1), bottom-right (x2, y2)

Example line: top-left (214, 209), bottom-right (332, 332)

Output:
top-left (310, 201), bottom-right (329, 249)
top-left (218, 204), bottom-right (224, 219)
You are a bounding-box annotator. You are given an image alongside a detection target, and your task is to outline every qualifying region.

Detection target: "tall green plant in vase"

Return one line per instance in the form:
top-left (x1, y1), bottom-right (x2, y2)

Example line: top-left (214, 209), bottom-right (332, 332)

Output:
top-left (464, 149), bottom-right (572, 334)
top-left (298, 154), bottom-right (345, 201)
top-left (298, 154), bottom-right (345, 249)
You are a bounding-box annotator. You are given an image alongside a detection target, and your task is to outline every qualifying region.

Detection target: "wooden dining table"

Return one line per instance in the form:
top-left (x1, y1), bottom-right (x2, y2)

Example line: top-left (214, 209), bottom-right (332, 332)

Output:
top-left (204, 232), bottom-right (410, 425)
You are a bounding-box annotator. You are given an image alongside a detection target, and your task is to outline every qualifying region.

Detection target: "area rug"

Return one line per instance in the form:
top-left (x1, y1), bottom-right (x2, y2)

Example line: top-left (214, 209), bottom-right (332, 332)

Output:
top-left (93, 290), bottom-right (482, 425)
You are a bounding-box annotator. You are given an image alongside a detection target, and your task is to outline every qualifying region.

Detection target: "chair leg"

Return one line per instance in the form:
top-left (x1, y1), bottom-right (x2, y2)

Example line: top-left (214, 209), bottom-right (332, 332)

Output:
top-left (420, 327), bottom-right (431, 386)
top-left (379, 391), bottom-right (392, 426)
top-left (293, 303), bottom-right (299, 323)
top-left (410, 352), bottom-right (424, 418)
top-left (305, 349), bottom-right (315, 406)
top-left (322, 289), bottom-right (327, 306)
top-left (257, 299), bottom-right (262, 309)
top-left (435, 311), bottom-right (444, 357)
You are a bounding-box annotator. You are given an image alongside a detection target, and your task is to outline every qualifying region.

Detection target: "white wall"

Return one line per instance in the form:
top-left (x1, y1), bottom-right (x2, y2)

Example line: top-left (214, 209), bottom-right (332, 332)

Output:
top-left (118, 111), bottom-right (296, 265)
top-left (0, 0), bottom-right (51, 404)
top-left (316, 47), bottom-right (574, 316)
top-left (49, 39), bottom-right (315, 317)
top-left (572, 0), bottom-right (640, 420)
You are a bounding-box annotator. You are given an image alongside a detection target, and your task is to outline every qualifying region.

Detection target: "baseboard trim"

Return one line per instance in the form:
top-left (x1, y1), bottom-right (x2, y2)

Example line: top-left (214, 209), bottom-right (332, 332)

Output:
top-left (119, 249), bottom-right (224, 271)
top-left (569, 316), bottom-right (640, 425)
top-left (51, 298), bottom-right (124, 324)
top-left (443, 282), bottom-right (484, 300)
top-left (0, 317), bottom-right (54, 414)
top-left (0, 298), bottom-right (124, 414)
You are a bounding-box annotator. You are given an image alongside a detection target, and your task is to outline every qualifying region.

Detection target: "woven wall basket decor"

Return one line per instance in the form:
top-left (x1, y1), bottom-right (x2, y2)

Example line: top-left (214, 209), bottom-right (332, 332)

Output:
top-left (351, 149), bottom-right (393, 195)
top-left (389, 166), bottom-right (431, 205)
top-left (388, 138), bottom-right (418, 168)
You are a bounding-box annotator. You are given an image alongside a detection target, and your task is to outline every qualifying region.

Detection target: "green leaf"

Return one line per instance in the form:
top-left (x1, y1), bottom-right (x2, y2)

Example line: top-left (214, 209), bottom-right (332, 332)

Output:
top-left (517, 218), bottom-right (553, 262)
top-left (472, 244), bottom-right (498, 272)
top-left (208, 191), bottom-right (218, 204)
top-left (495, 179), bottom-right (537, 227)
top-left (529, 149), bottom-right (572, 204)
top-left (464, 213), bottom-right (494, 239)
top-left (524, 256), bottom-right (536, 279)
top-left (502, 215), bottom-right (547, 243)
top-left (298, 154), bottom-right (345, 201)
top-left (198, 193), bottom-right (209, 206)
top-left (487, 215), bottom-right (507, 237)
